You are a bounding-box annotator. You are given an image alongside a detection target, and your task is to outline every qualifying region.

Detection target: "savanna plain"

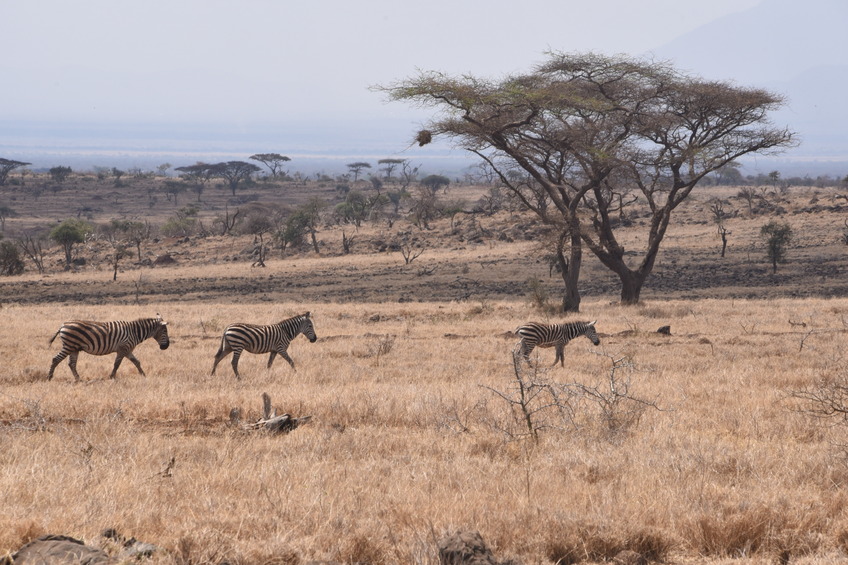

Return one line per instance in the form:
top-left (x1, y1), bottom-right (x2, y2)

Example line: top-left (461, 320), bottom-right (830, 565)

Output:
top-left (1, 174), bottom-right (848, 564)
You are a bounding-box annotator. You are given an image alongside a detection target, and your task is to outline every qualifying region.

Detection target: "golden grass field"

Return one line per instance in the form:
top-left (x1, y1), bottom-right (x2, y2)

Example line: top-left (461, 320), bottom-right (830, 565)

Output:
top-left (2, 296), bottom-right (848, 564)
top-left (2, 178), bottom-right (848, 563)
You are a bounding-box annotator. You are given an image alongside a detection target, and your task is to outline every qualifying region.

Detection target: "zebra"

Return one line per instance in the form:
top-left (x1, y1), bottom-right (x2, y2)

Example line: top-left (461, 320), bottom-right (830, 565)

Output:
top-left (211, 312), bottom-right (317, 379)
top-left (515, 320), bottom-right (600, 367)
top-left (47, 315), bottom-right (170, 381)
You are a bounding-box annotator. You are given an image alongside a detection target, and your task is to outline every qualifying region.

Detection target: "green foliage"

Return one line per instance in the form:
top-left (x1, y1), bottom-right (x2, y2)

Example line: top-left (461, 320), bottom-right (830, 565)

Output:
top-left (49, 166), bottom-right (73, 183)
top-left (49, 218), bottom-right (92, 265)
top-left (162, 207), bottom-right (199, 238)
top-left (277, 210), bottom-right (311, 249)
top-left (760, 220), bottom-right (793, 273)
top-left (0, 240), bottom-right (24, 275)
top-left (420, 174), bottom-right (451, 193)
top-left (334, 191), bottom-right (370, 227)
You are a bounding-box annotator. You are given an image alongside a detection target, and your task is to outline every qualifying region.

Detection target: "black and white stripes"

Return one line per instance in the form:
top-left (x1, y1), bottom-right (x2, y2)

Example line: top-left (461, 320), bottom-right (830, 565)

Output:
top-left (516, 320), bottom-right (600, 367)
top-left (47, 316), bottom-right (170, 381)
top-left (210, 311), bottom-right (317, 379)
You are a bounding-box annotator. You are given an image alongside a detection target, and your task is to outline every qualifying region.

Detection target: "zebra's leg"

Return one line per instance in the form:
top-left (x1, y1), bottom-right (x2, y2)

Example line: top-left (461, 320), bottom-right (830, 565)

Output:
top-left (553, 345), bottom-right (564, 367)
top-left (68, 352), bottom-right (82, 382)
top-left (267, 351), bottom-right (277, 368)
top-left (231, 349), bottom-right (243, 380)
top-left (211, 343), bottom-right (232, 375)
top-left (110, 353), bottom-right (127, 379)
top-left (48, 350), bottom-right (69, 381)
top-left (125, 352), bottom-right (146, 377)
top-left (520, 341), bottom-right (534, 364)
top-left (279, 349), bottom-right (296, 371)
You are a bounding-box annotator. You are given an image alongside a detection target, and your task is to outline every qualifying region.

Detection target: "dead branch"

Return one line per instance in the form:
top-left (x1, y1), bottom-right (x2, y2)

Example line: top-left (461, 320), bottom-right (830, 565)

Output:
top-left (237, 392), bottom-right (312, 434)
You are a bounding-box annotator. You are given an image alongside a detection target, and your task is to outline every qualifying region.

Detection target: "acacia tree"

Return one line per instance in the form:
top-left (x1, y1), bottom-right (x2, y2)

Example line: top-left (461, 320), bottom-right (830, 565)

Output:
top-left (381, 51), bottom-right (795, 309)
top-left (346, 162), bottom-right (371, 183)
top-left (378, 158), bottom-right (406, 181)
top-left (250, 153), bottom-right (291, 178)
top-left (175, 162), bottom-right (217, 201)
top-left (210, 161), bottom-right (261, 196)
top-left (0, 158), bottom-right (31, 186)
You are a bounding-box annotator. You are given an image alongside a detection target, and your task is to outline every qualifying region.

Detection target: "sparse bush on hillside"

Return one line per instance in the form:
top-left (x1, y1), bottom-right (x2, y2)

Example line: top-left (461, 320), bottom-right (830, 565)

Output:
top-left (161, 206), bottom-right (199, 237)
top-left (49, 218), bottom-right (92, 266)
top-left (761, 220), bottom-right (793, 274)
top-left (0, 240), bottom-right (24, 275)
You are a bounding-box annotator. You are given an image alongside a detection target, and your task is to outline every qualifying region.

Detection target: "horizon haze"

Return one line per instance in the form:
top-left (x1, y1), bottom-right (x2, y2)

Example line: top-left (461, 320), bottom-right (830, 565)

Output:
top-left (2, 0), bottom-right (846, 178)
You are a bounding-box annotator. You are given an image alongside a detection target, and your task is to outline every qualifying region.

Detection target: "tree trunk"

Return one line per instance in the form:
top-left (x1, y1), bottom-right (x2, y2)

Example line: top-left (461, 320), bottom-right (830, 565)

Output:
top-left (618, 269), bottom-right (646, 305)
top-left (557, 229), bottom-right (582, 312)
top-left (310, 229), bottom-right (319, 254)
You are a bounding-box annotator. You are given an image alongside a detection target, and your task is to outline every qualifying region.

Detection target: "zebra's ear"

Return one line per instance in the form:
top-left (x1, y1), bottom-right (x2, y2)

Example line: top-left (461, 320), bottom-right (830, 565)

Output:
top-left (588, 320), bottom-right (597, 326)
top-left (303, 311), bottom-right (311, 318)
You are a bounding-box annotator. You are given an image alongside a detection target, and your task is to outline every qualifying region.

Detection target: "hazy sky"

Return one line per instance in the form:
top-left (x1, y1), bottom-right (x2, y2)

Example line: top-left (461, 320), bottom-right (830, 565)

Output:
top-left (3, 0), bottom-right (763, 128)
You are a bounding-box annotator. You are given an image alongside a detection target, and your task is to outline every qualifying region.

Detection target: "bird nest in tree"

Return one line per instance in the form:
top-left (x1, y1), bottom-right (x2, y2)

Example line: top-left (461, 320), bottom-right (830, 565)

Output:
top-left (416, 129), bottom-right (432, 146)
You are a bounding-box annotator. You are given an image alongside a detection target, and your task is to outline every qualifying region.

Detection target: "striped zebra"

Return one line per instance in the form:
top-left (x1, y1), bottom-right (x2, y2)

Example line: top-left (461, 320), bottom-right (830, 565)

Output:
top-left (211, 312), bottom-right (317, 379)
top-left (47, 315), bottom-right (170, 381)
top-left (515, 320), bottom-right (600, 367)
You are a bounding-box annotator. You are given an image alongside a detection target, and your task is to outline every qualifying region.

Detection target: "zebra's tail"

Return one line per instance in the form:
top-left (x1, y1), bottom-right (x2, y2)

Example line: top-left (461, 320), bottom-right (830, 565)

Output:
top-left (48, 328), bottom-right (61, 346)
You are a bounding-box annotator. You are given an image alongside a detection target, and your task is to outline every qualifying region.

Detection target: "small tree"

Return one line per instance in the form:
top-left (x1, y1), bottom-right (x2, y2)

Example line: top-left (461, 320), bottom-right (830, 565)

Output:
top-left (709, 199), bottom-right (732, 257)
top-left (334, 190), bottom-right (369, 228)
top-left (17, 230), bottom-right (48, 274)
top-left (0, 205), bottom-right (16, 232)
top-left (737, 187), bottom-right (758, 215)
top-left (0, 158), bottom-right (31, 186)
top-left (0, 240), bottom-right (24, 276)
top-left (107, 219), bottom-right (150, 261)
top-left (276, 199), bottom-right (325, 255)
top-left (108, 242), bottom-right (130, 281)
top-left (162, 180), bottom-right (187, 205)
top-left (50, 218), bottom-right (92, 266)
top-left (49, 166), bottom-right (72, 183)
top-left (250, 153), bottom-right (291, 178)
top-left (175, 162), bottom-right (216, 201)
top-left (241, 211), bottom-right (275, 267)
top-left (346, 162), bottom-right (371, 183)
top-left (378, 158), bottom-right (406, 181)
top-left (761, 220), bottom-right (792, 274)
top-left (420, 174), bottom-right (450, 194)
top-left (209, 161), bottom-right (261, 196)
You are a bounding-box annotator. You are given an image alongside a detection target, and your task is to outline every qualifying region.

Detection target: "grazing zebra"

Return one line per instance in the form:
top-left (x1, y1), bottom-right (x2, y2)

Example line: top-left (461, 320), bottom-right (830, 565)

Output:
top-left (515, 320), bottom-right (600, 367)
top-left (211, 312), bottom-right (317, 379)
top-left (48, 315), bottom-right (170, 381)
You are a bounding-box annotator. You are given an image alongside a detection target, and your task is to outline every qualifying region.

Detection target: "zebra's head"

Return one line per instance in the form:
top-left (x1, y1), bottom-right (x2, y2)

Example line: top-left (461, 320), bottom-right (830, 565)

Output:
top-left (299, 312), bottom-right (317, 343)
top-left (584, 321), bottom-right (600, 346)
top-left (153, 315), bottom-right (170, 350)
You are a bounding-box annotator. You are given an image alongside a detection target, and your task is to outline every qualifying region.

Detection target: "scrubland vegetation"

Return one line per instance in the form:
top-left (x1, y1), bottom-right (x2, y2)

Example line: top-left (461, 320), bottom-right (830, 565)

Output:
top-left (2, 297), bottom-right (848, 564)
top-left (1, 167), bottom-right (848, 563)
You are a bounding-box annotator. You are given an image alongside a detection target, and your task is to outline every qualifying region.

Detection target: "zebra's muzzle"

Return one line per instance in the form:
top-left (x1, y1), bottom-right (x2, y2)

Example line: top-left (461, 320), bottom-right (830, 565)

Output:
top-left (160, 342), bottom-right (170, 350)
top-left (309, 336), bottom-right (317, 343)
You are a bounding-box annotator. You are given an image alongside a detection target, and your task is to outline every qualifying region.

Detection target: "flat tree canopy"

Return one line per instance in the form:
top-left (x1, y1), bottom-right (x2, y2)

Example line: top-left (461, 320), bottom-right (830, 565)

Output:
top-left (0, 158), bottom-right (31, 186)
top-left (380, 51), bottom-right (796, 308)
top-left (250, 153), bottom-right (291, 178)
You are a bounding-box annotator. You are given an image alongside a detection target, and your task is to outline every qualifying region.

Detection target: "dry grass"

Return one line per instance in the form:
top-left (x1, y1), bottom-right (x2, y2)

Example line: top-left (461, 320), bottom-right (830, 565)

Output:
top-left (2, 297), bottom-right (848, 564)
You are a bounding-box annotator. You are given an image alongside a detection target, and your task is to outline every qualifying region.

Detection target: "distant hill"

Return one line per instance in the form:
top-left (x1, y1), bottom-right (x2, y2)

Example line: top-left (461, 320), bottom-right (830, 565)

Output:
top-left (651, 0), bottom-right (848, 176)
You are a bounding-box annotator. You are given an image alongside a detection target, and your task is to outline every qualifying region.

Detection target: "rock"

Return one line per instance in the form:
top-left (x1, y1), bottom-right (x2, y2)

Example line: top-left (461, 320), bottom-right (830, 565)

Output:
top-left (8, 535), bottom-right (115, 565)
